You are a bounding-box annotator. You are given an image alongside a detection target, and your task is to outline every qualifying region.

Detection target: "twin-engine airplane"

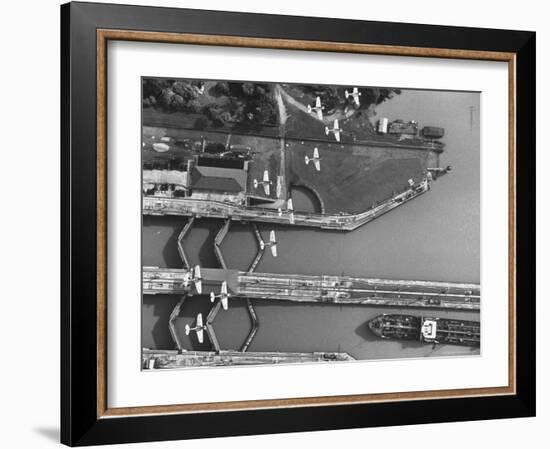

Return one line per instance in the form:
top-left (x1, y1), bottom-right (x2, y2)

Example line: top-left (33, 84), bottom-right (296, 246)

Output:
top-left (185, 313), bottom-right (206, 343)
top-left (345, 87), bottom-right (361, 106)
top-left (305, 147), bottom-right (321, 171)
top-left (259, 230), bottom-right (278, 257)
top-left (182, 265), bottom-right (202, 294)
top-left (278, 198), bottom-right (295, 224)
top-left (325, 119), bottom-right (341, 142)
top-left (210, 280), bottom-right (232, 310)
top-left (253, 169), bottom-right (272, 196)
top-left (307, 96), bottom-right (324, 120)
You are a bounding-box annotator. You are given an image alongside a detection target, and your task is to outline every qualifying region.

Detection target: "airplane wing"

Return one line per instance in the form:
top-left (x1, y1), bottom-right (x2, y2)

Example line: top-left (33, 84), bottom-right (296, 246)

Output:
top-left (271, 244), bottom-right (278, 258)
top-left (334, 119), bottom-right (339, 130)
top-left (287, 198), bottom-right (294, 210)
top-left (194, 265), bottom-right (202, 294)
top-left (313, 147), bottom-right (319, 159)
top-left (197, 329), bottom-right (204, 344)
top-left (197, 313), bottom-right (203, 328)
top-left (263, 170), bottom-right (270, 195)
top-left (316, 96), bottom-right (321, 108)
top-left (221, 281), bottom-right (227, 295)
top-left (334, 125), bottom-right (340, 142)
top-left (270, 230), bottom-right (276, 244)
top-left (316, 109), bottom-right (323, 120)
top-left (314, 159), bottom-right (321, 171)
top-left (221, 296), bottom-right (228, 311)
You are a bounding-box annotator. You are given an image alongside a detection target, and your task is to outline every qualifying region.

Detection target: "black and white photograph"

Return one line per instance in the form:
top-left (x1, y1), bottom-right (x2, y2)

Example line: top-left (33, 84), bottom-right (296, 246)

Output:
top-left (141, 77), bottom-right (481, 370)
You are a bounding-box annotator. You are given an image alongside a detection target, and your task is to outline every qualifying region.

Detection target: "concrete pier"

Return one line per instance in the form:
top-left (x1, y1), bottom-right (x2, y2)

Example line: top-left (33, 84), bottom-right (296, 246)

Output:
top-left (143, 178), bottom-right (431, 231)
top-left (143, 348), bottom-right (355, 369)
top-left (143, 266), bottom-right (480, 310)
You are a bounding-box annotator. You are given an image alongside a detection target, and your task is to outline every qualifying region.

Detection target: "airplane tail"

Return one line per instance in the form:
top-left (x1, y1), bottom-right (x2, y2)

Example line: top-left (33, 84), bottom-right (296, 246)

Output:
top-left (253, 179), bottom-right (259, 188)
top-left (259, 240), bottom-right (265, 251)
top-left (210, 292), bottom-right (215, 303)
top-left (278, 208), bottom-right (282, 217)
top-left (184, 324), bottom-right (191, 335)
top-left (305, 155), bottom-right (310, 165)
top-left (345, 90), bottom-right (350, 98)
top-left (307, 105), bottom-right (312, 113)
top-left (325, 126), bottom-right (330, 135)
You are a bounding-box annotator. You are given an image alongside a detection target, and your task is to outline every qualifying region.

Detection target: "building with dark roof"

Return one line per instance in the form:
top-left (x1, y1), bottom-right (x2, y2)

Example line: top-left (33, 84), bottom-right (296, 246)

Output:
top-left (190, 165), bottom-right (248, 195)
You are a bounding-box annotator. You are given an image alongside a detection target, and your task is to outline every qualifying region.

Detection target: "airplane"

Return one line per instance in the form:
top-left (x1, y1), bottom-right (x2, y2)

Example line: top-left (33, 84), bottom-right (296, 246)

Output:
top-left (259, 230), bottom-right (278, 257)
top-left (345, 87), bottom-right (361, 106)
top-left (210, 281), bottom-right (231, 310)
top-left (307, 96), bottom-right (324, 120)
top-left (184, 313), bottom-right (206, 343)
top-left (276, 175), bottom-right (283, 199)
top-left (253, 169), bottom-right (272, 196)
top-left (325, 119), bottom-right (341, 142)
top-left (182, 265), bottom-right (203, 294)
top-left (277, 198), bottom-right (295, 224)
top-left (304, 147), bottom-right (321, 171)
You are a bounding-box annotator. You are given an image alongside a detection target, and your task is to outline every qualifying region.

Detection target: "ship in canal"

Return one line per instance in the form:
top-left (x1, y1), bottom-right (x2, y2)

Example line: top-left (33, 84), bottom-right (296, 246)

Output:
top-left (368, 314), bottom-right (480, 347)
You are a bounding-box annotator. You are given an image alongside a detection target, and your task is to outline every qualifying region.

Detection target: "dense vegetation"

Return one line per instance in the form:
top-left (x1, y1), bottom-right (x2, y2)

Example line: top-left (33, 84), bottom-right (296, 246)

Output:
top-left (142, 78), bottom-right (277, 130)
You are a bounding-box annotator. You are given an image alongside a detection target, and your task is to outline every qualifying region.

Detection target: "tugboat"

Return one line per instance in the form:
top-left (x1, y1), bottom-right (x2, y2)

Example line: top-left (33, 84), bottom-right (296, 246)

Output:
top-left (368, 314), bottom-right (480, 347)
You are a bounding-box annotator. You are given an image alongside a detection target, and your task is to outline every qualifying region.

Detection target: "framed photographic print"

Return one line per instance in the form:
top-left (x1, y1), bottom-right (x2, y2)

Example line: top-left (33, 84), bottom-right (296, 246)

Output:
top-left (61, 1), bottom-right (535, 446)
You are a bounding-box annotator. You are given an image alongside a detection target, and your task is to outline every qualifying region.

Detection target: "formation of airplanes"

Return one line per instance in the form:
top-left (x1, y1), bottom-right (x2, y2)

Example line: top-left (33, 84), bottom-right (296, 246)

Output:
top-left (259, 230), bottom-right (278, 257)
top-left (304, 147), bottom-right (321, 171)
top-left (181, 87), bottom-right (367, 346)
top-left (278, 198), bottom-right (295, 224)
